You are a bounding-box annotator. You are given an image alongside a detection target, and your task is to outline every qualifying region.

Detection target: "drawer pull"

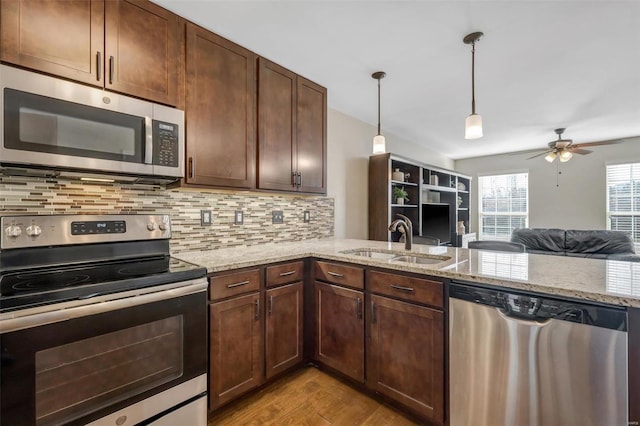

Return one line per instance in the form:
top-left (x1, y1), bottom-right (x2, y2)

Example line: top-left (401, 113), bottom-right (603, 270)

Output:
top-left (327, 271), bottom-right (344, 278)
top-left (356, 297), bottom-right (362, 319)
top-left (279, 270), bottom-right (297, 277)
top-left (390, 284), bottom-right (415, 293)
top-left (227, 280), bottom-right (250, 289)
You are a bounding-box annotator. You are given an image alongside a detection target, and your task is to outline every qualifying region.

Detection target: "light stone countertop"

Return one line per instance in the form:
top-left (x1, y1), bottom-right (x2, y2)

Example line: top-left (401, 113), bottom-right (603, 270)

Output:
top-left (173, 238), bottom-right (640, 308)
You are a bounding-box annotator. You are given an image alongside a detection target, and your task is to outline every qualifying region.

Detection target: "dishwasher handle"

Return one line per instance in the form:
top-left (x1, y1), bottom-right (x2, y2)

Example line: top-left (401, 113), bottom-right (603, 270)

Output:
top-left (450, 281), bottom-right (627, 331)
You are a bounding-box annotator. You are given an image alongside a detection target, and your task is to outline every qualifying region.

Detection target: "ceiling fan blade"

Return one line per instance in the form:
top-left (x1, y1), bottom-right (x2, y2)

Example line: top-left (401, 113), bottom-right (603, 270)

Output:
top-left (527, 150), bottom-right (552, 160)
top-left (571, 148), bottom-right (593, 155)
top-left (509, 148), bottom-right (547, 156)
top-left (572, 138), bottom-right (627, 148)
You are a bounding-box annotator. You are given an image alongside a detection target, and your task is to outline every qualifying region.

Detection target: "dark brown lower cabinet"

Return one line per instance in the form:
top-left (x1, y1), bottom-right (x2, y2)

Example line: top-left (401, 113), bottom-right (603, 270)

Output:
top-left (630, 307), bottom-right (640, 425)
top-left (266, 282), bottom-right (304, 379)
top-left (314, 281), bottom-right (365, 382)
top-left (209, 292), bottom-right (264, 410)
top-left (367, 294), bottom-right (444, 423)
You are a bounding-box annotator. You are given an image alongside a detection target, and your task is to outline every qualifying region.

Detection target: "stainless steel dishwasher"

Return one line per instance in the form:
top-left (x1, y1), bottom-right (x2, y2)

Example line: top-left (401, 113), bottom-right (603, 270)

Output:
top-left (449, 281), bottom-right (628, 426)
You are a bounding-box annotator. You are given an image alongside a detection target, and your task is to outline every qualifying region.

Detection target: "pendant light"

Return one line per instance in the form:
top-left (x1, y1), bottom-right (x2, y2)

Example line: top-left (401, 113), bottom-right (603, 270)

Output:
top-left (463, 32), bottom-right (484, 139)
top-left (372, 71), bottom-right (387, 154)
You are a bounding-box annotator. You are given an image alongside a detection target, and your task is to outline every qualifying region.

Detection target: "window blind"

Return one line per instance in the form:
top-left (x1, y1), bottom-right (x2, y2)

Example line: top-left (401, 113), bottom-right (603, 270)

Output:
top-left (606, 163), bottom-right (640, 249)
top-left (478, 173), bottom-right (528, 241)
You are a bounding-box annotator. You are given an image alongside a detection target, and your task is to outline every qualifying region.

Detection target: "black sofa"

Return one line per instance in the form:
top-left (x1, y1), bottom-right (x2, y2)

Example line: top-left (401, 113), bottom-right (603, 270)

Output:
top-left (510, 228), bottom-right (639, 261)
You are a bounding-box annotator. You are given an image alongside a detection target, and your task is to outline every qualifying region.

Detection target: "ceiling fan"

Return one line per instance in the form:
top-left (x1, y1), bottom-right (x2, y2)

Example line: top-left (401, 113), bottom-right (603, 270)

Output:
top-left (527, 128), bottom-right (623, 163)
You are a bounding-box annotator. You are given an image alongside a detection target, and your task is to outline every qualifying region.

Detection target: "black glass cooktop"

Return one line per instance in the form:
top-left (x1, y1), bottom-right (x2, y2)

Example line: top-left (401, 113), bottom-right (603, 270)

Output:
top-left (0, 256), bottom-right (206, 312)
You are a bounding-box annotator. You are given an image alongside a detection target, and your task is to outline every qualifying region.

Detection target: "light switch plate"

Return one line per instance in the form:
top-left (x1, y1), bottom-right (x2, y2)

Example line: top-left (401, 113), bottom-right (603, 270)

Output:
top-left (303, 210), bottom-right (310, 223)
top-left (201, 210), bottom-right (212, 226)
top-left (272, 210), bottom-right (284, 224)
top-left (234, 210), bottom-right (244, 225)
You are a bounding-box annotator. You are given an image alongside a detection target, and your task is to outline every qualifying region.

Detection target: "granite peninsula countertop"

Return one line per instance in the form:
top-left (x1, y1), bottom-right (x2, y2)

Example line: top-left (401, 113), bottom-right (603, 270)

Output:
top-left (173, 238), bottom-right (640, 308)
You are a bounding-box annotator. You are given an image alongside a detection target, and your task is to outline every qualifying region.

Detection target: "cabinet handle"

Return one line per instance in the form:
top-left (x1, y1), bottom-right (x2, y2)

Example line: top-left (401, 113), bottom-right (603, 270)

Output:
top-left (226, 280), bottom-right (249, 289)
top-left (269, 295), bottom-right (274, 315)
top-left (279, 270), bottom-right (296, 277)
top-left (255, 299), bottom-right (260, 320)
top-left (297, 172), bottom-right (302, 188)
top-left (327, 271), bottom-right (344, 278)
top-left (109, 55), bottom-right (114, 84)
top-left (356, 297), bottom-right (362, 319)
top-left (188, 157), bottom-right (194, 178)
top-left (371, 301), bottom-right (376, 324)
top-left (291, 171), bottom-right (297, 187)
top-left (390, 284), bottom-right (415, 293)
top-left (96, 51), bottom-right (102, 81)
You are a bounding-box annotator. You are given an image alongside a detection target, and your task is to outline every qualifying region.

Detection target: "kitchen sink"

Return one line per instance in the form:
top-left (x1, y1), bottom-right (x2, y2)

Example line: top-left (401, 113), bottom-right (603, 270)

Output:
top-left (341, 249), bottom-right (450, 265)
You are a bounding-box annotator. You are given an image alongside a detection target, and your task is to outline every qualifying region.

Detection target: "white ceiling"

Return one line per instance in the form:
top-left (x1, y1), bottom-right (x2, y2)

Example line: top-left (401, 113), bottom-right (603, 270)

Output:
top-left (154, 0), bottom-right (640, 160)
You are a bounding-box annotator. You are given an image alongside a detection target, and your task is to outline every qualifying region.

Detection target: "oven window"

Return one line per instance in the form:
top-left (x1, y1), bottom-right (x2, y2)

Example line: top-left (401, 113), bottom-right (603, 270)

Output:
top-left (34, 315), bottom-right (183, 426)
top-left (4, 88), bottom-right (144, 162)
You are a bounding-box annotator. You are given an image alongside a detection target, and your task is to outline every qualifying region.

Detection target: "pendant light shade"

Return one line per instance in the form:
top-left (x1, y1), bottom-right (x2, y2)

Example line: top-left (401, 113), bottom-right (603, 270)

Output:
top-left (463, 32), bottom-right (484, 139)
top-left (544, 151), bottom-right (557, 163)
top-left (372, 71), bottom-right (386, 154)
top-left (559, 149), bottom-right (573, 162)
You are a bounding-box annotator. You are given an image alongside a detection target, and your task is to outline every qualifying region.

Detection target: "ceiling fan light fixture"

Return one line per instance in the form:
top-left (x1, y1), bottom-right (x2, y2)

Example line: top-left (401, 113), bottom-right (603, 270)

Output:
top-left (559, 149), bottom-right (573, 162)
top-left (463, 31), bottom-right (484, 140)
top-left (372, 71), bottom-right (387, 154)
top-left (545, 151), bottom-right (557, 163)
top-left (465, 113), bottom-right (483, 139)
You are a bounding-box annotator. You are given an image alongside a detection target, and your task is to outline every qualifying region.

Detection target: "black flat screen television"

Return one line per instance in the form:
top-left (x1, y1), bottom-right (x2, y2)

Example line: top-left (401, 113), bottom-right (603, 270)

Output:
top-left (422, 204), bottom-right (451, 245)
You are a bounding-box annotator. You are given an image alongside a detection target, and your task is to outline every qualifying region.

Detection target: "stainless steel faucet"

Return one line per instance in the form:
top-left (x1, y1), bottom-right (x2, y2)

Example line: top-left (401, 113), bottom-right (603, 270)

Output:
top-left (388, 213), bottom-right (413, 250)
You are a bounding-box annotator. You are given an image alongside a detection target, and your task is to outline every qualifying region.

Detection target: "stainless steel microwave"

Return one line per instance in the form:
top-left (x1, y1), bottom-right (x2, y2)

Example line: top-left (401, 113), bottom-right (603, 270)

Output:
top-left (0, 65), bottom-right (184, 183)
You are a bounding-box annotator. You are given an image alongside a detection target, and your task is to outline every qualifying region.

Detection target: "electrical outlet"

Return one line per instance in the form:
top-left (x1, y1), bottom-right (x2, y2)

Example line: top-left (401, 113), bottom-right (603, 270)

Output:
top-left (272, 210), bottom-right (284, 224)
top-left (303, 210), bottom-right (311, 223)
top-left (234, 210), bottom-right (244, 225)
top-left (200, 210), bottom-right (212, 226)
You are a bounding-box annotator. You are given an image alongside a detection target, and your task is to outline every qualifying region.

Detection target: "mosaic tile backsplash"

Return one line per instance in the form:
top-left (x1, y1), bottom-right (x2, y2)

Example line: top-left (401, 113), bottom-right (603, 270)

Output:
top-left (0, 176), bottom-right (334, 254)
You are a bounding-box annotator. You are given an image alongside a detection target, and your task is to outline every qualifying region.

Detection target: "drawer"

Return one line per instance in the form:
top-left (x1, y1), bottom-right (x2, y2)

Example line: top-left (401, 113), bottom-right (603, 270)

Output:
top-left (368, 270), bottom-right (443, 308)
top-left (209, 269), bottom-right (261, 301)
top-left (266, 261), bottom-right (304, 287)
top-left (314, 261), bottom-right (364, 290)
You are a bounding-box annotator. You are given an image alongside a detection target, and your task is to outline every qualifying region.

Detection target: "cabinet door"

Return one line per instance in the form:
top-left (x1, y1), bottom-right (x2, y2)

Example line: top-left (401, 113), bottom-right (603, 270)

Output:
top-left (185, 24), bottom-right (256, 188)
top-left (265, 282), bottom-right (303, 379)
top-left (104, 0), bottom-right (183, 106)
top-left (296, 76), bottom-right (326, 194)
top-left (257, 58), bottom-right (297, 192)
top-left (209, 292), bottom-right (264, 410)
top-left (367, 295), bottom-right (444, 422)
top-left (0, 0), bottom-right (104, 86)
top-left (314, 281), bottom-right (364, 382)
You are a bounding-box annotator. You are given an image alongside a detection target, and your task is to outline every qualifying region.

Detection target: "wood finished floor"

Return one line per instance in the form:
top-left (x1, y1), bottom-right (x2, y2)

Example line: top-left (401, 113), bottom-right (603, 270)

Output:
top-left (207, 366), bottom-right (420, 425)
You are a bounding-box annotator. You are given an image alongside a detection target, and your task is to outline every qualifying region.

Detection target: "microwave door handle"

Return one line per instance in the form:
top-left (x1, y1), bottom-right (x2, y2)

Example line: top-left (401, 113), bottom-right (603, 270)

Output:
top-left (144, 116), bottom-right (153, 164)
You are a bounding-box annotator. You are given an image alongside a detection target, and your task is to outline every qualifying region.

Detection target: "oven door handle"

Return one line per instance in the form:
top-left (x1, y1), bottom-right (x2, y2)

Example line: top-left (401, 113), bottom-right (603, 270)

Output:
top-left (0, 278), bottom-right (207, 334)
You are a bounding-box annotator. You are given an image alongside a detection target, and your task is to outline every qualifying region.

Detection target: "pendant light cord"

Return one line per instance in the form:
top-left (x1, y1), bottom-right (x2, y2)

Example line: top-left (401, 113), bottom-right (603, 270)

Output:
top-left (377, 78), bottom-right (381, 135)
top-left (471, 41), bottom-right (476, 115)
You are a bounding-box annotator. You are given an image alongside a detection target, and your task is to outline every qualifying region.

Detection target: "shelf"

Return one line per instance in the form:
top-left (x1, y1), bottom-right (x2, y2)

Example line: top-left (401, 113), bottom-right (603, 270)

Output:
top-left (423, 202), bottom-right (449, 206)
top-left (422, 184), bottom-right (457, 193)
top-left (457, 190), bottom-right (469, 194)
top-left (391, 180), bottom-right (418, 186)
top-left (457, 208), bottom-right (469, 211)
top-left (391, 204), bottom-right (418, 208)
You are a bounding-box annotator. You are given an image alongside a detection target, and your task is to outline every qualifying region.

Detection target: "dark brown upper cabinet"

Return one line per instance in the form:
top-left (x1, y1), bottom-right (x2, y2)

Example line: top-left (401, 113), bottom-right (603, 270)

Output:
top-left (1, 0), bottom-right (184, 107)
top-left (258, 58), bottom-right (326, 194)
top-left (184, 23), bottom-right (256, 188)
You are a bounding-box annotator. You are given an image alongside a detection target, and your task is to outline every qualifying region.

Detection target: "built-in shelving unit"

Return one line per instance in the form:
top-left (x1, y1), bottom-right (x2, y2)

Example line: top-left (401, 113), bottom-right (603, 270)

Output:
top-left (369, 153), bottom-right (472, 247)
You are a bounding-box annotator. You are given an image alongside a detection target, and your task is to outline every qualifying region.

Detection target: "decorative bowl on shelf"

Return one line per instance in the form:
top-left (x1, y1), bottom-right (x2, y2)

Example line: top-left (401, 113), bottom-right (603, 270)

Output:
top-left (457, 182), bottom-right (466, 191)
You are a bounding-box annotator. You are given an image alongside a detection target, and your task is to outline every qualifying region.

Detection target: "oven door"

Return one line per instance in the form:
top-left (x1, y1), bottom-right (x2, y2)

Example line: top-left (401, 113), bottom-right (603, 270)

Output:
top-left (0, 279), bottom-right (207, 426)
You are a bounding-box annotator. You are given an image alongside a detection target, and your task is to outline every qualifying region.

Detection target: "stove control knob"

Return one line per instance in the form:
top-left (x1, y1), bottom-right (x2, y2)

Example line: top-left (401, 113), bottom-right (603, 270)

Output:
top-left (26, 225), bottom-right (42, 237)
top-left (159, 222), bottom-right (168, 231)
top-left (5, 225), bottom-right (22, 238)
top-left (147, 222), bottom-right (158, 231)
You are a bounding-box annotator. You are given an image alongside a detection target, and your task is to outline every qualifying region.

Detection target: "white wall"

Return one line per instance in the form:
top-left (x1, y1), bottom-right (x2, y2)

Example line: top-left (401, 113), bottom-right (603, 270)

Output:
top-left (327, 108), bottom-right (454, 239)
top-left (454, 138), bottom-right (640, 234)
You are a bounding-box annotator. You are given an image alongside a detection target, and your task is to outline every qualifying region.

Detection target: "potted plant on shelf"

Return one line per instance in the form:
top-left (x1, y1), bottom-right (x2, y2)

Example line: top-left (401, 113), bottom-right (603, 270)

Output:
top-left (393, 186), bottom-right (409, 205)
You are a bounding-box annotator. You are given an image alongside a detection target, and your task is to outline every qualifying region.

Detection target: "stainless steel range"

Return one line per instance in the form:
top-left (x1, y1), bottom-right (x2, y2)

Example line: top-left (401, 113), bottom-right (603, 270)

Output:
top-left (0, 214), bottom-right (208, 426)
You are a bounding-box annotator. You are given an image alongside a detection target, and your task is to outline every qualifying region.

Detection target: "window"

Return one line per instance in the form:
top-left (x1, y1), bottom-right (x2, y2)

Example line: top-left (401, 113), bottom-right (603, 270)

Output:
top-left (606, 162), bottom-right (640, 250)
top-left (478, 173), bottom-right (528, 241)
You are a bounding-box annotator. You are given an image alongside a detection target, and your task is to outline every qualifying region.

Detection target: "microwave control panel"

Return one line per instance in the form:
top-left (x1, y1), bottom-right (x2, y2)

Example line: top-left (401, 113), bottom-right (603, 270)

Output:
top-left (152, 120), bottom-right (179, 167)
